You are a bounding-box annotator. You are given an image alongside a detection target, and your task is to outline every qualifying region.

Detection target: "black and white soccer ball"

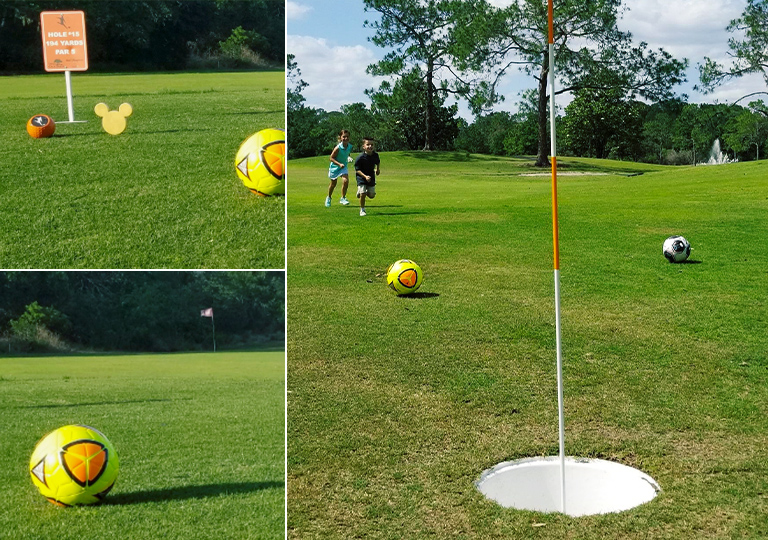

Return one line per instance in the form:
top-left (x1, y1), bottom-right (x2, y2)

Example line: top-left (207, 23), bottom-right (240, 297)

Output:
top-left (663, 235), bottom-right (691, 263)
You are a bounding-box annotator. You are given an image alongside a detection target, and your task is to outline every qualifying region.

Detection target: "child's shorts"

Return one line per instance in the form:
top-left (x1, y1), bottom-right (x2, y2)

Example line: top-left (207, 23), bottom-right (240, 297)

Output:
top-left (357, 184), bottom-right (376, 198)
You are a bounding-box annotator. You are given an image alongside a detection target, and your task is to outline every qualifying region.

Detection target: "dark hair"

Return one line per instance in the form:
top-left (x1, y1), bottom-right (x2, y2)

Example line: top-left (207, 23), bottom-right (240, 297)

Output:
top-left (362, 136), bottom-right (375, 142)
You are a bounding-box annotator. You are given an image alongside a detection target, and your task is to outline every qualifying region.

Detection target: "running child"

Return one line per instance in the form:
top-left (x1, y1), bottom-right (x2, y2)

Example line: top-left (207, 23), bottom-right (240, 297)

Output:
top-left (326, 129), bottom-right (352, 207)
top-left (354, 137), bottom-right (380, 217)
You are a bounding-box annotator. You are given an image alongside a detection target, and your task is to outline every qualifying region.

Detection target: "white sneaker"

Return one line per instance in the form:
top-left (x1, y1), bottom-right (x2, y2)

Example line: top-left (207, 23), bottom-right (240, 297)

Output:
top-left (339, 197), bottom-right (349, 206)
top-left (325, 196), bottom-right (331, 207)
top-left (360, 208), bottom-right (366, 216)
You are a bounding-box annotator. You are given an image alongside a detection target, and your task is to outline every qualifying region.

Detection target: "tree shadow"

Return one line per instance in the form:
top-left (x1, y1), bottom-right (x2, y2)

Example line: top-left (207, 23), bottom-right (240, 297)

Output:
top-left (105, 481), bottom-right (283, 505)
top-left (20, 398), bottom-right (186, 409)
top-left (400, 150), bottom-right (513, 163)
top-left (221, 110), bottom-right (284, 116)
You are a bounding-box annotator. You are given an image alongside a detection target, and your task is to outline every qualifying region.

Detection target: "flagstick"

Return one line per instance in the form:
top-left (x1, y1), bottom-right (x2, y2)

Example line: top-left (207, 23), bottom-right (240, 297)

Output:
top-left (211, 313), bottom-right (216, 352)
top-left (548, 0), bottom-right (566, 515)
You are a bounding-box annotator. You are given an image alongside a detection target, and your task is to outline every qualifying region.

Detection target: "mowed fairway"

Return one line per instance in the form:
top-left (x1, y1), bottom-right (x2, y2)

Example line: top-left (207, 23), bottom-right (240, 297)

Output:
top-left (0, 350), bottom-right (284, 540)
top-left (287, 153), bottom-right (768, 538)
top-left (0, 71), bottom-right (284, 268)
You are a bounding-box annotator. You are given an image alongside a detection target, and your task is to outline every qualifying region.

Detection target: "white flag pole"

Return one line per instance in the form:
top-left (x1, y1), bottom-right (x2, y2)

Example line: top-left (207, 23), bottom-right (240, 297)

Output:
top-left (547, 0), bottom-right (566, 515)
top-left (211, 312), bottom-right (216, 352)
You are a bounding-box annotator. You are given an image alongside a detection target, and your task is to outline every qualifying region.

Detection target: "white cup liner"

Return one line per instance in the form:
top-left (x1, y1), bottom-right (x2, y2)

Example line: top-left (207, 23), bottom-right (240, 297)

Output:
top-left (477, 456), bottom-right (661, 517)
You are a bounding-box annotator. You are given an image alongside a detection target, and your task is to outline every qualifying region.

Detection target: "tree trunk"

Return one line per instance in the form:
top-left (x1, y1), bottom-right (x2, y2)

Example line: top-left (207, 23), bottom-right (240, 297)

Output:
top-left (424, 57), bottom-right (434, 151)
top-left (535, 56), bottom-right (550, 167)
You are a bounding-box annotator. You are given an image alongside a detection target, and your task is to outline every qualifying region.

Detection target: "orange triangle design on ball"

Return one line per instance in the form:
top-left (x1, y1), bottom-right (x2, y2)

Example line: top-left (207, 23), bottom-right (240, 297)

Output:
top-left (399, 269), bottom-right (417, 288)
top-left (61, 441), bottom-right (108, 486)
top-left (261, 142), bottom-right (285, 179)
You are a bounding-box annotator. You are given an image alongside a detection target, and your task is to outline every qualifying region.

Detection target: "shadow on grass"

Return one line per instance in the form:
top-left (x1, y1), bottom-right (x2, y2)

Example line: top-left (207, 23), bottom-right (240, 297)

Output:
top-left (53, 129), bottom-right (209, 137)
top-left (399, 151), bottom-right (518, 163)
top-left (676, 259), bottom-right (703, 264)
top-left (20, 398), bottom-right (187, 409)
top-left (222, 110), bottom-right (284, 116)
top-left (106, 481), bottom-right (284, 505)
top-left (399, 292), bottom-right (440, 299)
top-left (369, 211), bottom-right (427, 217)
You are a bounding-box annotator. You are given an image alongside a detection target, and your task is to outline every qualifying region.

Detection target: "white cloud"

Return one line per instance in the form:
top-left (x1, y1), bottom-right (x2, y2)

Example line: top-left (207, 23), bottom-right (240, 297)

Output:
top-left (288, 1), bottom-right (765, 114)
top-left (287, 35), bottom-right (389, 112)
top-left (620, 0), bottom-right (745, 61)
top-left (286, 1), bottom-right (312, 21)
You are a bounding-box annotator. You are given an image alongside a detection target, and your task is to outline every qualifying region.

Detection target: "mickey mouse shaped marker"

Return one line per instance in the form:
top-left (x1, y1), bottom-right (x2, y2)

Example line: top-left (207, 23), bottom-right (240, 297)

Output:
top-left (94, 103), bottom-right (133, 135)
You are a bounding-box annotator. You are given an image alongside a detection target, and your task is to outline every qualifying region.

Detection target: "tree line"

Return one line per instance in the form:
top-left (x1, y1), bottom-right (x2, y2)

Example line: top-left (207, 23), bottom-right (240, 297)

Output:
top-left (288, 0), bottom-right (768, 165)
top-left (289, 57), bottom-right (768, 165)
top-left (0, 272), bottom-right (284, 353)
top-left (0, 0), bottom-right (285, 73)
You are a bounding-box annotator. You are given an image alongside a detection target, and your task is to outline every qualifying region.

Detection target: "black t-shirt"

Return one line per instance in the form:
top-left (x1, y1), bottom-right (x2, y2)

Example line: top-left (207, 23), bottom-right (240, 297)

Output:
top-left (354, 151), bottom-right (380, 186)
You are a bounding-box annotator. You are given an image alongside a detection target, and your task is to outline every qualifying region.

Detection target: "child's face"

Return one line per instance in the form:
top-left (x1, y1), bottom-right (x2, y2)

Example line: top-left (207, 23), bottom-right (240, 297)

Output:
top-left (362, 140), bottom-right (374, 154)
top-left (341, 133), bottom-right (350, 143)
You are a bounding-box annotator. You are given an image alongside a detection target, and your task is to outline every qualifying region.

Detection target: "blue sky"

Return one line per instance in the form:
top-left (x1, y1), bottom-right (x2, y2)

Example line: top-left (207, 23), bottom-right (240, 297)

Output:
top-left (287, 0), bottom-right (767, 119)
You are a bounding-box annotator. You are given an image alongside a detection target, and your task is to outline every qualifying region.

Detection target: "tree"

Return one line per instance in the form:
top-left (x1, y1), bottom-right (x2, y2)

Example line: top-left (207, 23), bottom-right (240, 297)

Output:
top-left (324, 104), bottom-right (380, 151)
top-left (640, 99), bottom-right (686, 163)
top-left (363, 0), bottom-right (486, 150)
top-left (367, 68), bottom-right (460, 150)
top-left (699, 0), bottom-right (768, 96)
top-left (287, 54), bottom-right (308, 113)
top-left (723, 101), bottom-right (768, 160)
top-left (672, 103), bottom-right (743, 164)
top-left (0, 1), bottom-right (284, 72)
top-left (451, 0), bottom-right (687, 166)
top-left (561, 88), bottom-right (643, 160)
top-left (1, 271), bottom-right (284, 353)
top-left (287, 55), bottom-right (327, 159)
top-left (454, 112), bottom-right (514, 155)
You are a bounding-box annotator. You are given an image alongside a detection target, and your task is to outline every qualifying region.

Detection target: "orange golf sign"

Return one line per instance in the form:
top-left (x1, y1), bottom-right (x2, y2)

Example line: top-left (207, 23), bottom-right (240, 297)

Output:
top-left (40, 11), bottom-right (88, 72)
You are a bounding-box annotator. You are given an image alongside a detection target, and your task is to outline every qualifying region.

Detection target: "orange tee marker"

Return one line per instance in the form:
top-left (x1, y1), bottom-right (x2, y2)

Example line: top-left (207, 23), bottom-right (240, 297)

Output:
top-left (40, 11), bottom-right (88, 72)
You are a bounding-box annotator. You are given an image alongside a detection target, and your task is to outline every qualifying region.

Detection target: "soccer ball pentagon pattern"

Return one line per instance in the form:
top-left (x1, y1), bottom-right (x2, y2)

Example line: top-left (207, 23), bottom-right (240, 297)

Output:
top-left (235, 128), bottom-right (285, 196)
top-left (387, 259), bottom-right (424, 295)
top-left (663, 235), bottom-right (691, 263)
top-left (27, 114), bottom-right (56, 138)
top-left (29, 425), bottom-right (119, 506)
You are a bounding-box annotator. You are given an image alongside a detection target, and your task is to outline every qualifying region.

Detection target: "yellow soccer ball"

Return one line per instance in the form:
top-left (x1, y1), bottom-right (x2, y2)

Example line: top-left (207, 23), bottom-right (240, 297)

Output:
top-left (29, 425), bottom-right (119, 506)
top-left (386, 259), bottom-right (424, 295)
top-left (234, 128), bottom-right (285, 196)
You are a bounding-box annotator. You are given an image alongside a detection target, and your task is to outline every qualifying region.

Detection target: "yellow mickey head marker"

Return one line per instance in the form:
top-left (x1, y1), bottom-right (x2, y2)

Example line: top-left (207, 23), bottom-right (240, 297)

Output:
top-left (94, 103), bottom-right (133, 135)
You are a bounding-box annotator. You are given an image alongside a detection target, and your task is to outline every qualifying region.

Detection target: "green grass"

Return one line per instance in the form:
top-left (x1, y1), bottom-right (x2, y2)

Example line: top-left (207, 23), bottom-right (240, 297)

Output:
top-left (0, 71), bottom-right (284, 268)
top-left (0, 350), bottom-right (285, 540)
top-left (287, 152), bottom-right (768, 538)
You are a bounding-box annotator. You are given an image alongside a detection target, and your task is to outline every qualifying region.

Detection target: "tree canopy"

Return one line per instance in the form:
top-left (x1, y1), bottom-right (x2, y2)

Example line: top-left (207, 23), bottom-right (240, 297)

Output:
top-left (363, 0), bottom-right (488, 150)
top-left (0, 0), bottom-right (284, 72)
top-left (451, 0), bottom-right (688, 166)
top-left (0, 272), bottom-right (284, 353)
top-left (699, 0), bottom-right (768, 96)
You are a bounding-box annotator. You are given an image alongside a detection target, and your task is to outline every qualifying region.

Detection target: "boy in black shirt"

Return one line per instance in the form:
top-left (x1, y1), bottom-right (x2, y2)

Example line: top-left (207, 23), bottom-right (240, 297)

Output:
top-left (354, 137), bottom-right (380, 217)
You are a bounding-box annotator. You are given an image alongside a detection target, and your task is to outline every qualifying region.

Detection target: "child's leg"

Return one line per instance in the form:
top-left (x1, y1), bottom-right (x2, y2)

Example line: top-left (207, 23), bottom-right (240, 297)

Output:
top-left (328, 179), bottom-right (337, 197)
top-left (360, 192), bottom-right (366, 209)
top-left (341, 175), bottom-right (349, 198)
